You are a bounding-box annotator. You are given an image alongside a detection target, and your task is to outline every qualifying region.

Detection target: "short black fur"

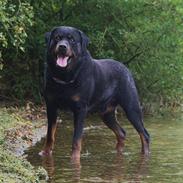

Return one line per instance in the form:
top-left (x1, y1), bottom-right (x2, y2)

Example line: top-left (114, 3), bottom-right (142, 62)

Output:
top-left (40, 26), bottom-right (150, 159)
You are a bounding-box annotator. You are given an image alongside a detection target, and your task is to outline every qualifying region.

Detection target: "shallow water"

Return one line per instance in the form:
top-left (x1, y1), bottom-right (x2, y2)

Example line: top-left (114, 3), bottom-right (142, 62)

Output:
top-left (26, 113), bottom-right (183, 182)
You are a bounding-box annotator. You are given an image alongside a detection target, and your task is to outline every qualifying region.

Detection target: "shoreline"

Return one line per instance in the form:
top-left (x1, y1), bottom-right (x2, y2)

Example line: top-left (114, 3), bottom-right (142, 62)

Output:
top-left (0, 107), bottom-right (48, 182)
top-left (5, 122), bottom-right (47, 157)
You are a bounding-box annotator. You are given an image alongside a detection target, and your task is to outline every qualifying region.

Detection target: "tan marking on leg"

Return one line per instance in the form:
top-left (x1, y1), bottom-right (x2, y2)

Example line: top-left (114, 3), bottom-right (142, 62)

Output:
top-left (71, 138), bottom-right (82, 161)
top-left (140, 133), bottom-right (150, 155)
top-left (41, 123), bottom-right (57, 156)
top-left (116, 137), bottom-right (125, 153)
top-left (71, 95), bottom-right (80, 102)
top-left (113, 129), bottom-right (125, 152)
top-left (101, 105), bottom-right (115, 115)
top-left (51, 123), bottom-right (57, 143)
top-left (101, 110), bottom-right (125, 153)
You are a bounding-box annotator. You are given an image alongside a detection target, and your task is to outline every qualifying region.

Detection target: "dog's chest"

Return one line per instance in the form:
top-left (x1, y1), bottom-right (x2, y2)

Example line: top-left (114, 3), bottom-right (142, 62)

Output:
top-left (46, 83), bottom-right (81, 106)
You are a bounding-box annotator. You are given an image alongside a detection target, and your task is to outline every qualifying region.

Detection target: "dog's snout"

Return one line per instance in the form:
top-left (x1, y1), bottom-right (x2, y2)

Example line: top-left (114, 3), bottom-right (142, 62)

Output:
top-left (56, 40), bottom-right (69, 55)
top-left (58, 44), bottom-right (67, 54)
top-left (59, 44), bottom-right (67, 49)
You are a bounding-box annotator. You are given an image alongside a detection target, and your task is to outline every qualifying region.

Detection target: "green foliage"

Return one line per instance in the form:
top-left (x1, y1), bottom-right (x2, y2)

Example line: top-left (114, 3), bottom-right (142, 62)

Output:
top-left (0, 0), bottom-right (183, 105)
top-left (0, 0), bottom-right (33, 54)
top-left (0, 0), bottom-right (34, 100)
top-left (0, 147), bottom-right (46, 183)
top-left (0, 108), bottom-right (24, 144)
top-left (0, 109), bottom-right (47, 182)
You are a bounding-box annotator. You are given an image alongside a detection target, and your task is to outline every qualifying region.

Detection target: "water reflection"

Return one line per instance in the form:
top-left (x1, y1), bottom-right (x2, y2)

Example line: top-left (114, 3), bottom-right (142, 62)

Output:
top-left (40, 153), bottom-right (81, 182)
top-left (41, 155), bottom-right (55, 180)
top-left (39, 150), bottom-right (150, 182)
top-left (26, 115), bottom-right (183, 183)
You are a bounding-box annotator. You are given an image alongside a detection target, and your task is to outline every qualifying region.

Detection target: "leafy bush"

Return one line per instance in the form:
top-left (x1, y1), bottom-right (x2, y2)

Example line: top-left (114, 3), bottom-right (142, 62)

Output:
top-left (0, 0), bottom-right (183, 105)
top-left (0, 0), bottom-right (34, 99)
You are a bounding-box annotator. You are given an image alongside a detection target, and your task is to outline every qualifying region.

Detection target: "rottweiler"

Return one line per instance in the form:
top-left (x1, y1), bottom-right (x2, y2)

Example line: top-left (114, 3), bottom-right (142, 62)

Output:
top-left (39, 26), bottom-right (150, 160)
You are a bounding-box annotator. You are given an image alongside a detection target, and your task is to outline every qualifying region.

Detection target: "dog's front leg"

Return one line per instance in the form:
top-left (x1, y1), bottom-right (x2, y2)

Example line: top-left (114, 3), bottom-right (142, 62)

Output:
top-left (71, 104), bottom-right (87, 162)
top-left (39, 102), bottom-right (57, 156)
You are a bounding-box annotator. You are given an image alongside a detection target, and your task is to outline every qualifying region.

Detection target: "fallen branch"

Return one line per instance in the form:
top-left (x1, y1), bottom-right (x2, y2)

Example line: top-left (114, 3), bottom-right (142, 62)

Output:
top-left (123, 51), bottom-right (142, 65)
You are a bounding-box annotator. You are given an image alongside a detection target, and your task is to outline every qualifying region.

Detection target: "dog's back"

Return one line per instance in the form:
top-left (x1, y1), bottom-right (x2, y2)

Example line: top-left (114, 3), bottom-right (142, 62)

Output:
top-left (90, 59), bottom-right (138, 106)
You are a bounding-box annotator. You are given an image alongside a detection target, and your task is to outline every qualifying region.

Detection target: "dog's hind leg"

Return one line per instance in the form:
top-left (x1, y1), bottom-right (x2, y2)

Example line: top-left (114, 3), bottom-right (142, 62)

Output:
top-left (101, 109), bottom-right (126, 153)
top-left (119, 95), bottom-right (150, 155)
top-left (126, 107), bottom-right (150, 155)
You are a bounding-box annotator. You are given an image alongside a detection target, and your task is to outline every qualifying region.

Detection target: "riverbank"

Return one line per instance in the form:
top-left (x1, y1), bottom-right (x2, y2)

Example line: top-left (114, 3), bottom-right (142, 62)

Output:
top-left (0, 106), bottom-right (47, 182)
top-left (0, 101), bottom-right (182, 182)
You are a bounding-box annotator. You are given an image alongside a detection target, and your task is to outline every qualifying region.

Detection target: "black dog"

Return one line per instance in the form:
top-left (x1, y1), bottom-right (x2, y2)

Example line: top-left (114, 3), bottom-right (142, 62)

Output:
top-left (39, 26), bottom-right (150, 160)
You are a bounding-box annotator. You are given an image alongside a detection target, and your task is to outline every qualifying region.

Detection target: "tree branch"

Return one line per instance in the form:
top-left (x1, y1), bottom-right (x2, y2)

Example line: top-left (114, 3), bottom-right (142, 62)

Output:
top-left (123, 51), bottom-right (142, 66)
top-left (147, 79), bottom-right (159, 90)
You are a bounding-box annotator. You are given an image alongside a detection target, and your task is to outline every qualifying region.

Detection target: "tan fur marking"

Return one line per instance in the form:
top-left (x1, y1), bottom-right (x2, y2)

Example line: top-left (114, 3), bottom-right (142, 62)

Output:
top-left (139, 133), bottom-right (149, 155)
top-left (44, 123), bottom-right (57, 151)
top-left (71, 95), bottom-right (80, 102)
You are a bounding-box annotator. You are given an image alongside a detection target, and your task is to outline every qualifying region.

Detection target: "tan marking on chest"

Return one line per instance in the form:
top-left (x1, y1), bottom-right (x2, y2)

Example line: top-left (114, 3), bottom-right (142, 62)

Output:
top-left (71, 95), bottom-right (80, 102)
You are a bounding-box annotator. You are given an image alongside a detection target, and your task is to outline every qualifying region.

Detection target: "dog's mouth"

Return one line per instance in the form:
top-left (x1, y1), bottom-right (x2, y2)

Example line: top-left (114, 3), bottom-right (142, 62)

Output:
top-left (56, 56), bottom-right (72, 68)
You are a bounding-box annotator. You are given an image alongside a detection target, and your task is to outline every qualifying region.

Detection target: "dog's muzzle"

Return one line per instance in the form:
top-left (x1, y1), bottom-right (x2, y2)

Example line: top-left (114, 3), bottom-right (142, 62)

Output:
top-left (55, 40), bottom-right (72, 68)
top-left (56, 40), bottom-right (68, 55)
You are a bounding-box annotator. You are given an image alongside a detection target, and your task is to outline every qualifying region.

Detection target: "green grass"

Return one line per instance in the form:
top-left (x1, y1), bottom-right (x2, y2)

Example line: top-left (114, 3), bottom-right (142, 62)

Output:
top-left (0, 108), bottom-right (47, 183)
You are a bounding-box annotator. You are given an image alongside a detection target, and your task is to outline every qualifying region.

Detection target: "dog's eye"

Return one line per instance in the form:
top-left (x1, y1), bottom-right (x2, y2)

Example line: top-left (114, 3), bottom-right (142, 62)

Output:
top-left (68, 35), bottom-right (75, 43)
top-left (70, 38), bottom-right (75, 43)
top-left (55, 35), bottom-right (62, 42)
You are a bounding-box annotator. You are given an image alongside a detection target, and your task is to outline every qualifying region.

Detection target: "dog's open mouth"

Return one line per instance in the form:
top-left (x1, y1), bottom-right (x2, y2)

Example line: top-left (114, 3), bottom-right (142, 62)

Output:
top-left (56, 56), bottom-right (72, 68)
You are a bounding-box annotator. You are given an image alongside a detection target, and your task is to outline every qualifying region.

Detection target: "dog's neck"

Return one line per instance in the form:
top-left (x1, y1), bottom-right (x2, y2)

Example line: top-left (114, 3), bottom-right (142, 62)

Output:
top-left (52, 67), bottom-right (81, 85)
top-left (48, 54), bottom-right (91, 85)
top-left (52, 76), bottom-right (75, 85)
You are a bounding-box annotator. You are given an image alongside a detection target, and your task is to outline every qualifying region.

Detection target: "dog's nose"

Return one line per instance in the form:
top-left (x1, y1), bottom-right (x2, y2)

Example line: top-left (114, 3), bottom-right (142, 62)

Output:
top-left (59, 44), bottom-right (67, 54)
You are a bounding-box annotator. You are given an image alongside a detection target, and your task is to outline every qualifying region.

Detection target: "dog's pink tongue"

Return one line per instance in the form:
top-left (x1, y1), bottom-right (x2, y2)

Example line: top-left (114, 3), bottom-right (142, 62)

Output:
top-left (57, 57), bottom-right (69, 67)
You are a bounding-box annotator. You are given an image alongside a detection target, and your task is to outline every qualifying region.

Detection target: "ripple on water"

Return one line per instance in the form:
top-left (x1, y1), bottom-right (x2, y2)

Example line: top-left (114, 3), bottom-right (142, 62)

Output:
top-left (26, 115), bottom-right (183, 183)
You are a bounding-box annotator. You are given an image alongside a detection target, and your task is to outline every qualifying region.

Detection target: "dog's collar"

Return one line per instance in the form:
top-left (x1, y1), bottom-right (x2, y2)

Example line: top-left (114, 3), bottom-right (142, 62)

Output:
top-left (49, 56), bottom-right (88, 85)
top-left (52, 62), bottom-right (83, 85)
top-left (52, 77), bottom-right (75, 85)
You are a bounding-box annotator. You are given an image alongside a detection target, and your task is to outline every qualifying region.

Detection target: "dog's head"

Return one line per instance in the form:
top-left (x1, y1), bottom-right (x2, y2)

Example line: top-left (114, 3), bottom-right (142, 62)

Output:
top-left (46, 26), bottom-right (89, 71)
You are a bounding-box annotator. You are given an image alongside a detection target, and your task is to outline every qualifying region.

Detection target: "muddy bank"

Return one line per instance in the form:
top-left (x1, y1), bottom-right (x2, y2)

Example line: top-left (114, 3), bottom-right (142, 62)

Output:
top-left (5, 122), bottom-right (47, 156)
top-left (0, 107), bottom-right (48, 182)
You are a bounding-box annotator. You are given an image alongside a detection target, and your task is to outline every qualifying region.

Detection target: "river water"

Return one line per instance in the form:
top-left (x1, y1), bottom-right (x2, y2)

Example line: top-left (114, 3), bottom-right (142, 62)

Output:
top-left (26, 112), bottom-right (183, 182)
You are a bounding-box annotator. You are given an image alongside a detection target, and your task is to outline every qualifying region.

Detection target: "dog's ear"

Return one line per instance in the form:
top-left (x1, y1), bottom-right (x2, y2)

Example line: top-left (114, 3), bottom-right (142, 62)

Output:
top-left (45, 32), bottom-right (51, 47)
top-left (78, 30), bottom-right (89, 53)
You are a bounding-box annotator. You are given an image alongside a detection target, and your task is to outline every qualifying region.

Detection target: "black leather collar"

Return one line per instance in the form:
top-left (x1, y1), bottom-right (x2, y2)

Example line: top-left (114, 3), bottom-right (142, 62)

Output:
top-left (52, 77), bottom-right (75, 85)
top-left (51, 61), bottom-right (84, 85)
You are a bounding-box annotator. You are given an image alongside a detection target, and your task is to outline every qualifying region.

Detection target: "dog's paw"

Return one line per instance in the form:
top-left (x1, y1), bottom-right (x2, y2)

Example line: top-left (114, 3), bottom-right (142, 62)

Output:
top-left (71, 151), bottom-right (81, 163)
top-left (38, 150), bottom-right (52, 156)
